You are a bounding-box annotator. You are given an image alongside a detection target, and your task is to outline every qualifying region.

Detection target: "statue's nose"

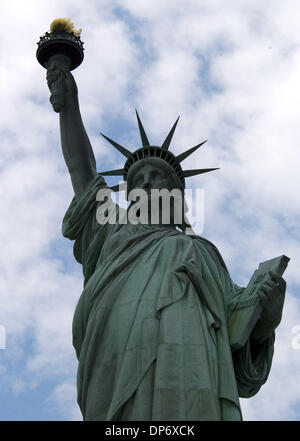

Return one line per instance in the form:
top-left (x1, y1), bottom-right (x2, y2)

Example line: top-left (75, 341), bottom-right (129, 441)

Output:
top-left (142, 173), bottom-right (152, 191)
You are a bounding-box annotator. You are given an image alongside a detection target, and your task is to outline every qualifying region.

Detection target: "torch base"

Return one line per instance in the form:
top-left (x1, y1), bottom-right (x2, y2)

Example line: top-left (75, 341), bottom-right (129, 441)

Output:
top-left (36, 31), bottom-right (84, 71)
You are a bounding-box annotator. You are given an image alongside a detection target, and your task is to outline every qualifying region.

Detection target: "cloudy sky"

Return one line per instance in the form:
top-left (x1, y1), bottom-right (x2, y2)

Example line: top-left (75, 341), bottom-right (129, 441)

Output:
top-left (0, 0), bottom-right (299, 421)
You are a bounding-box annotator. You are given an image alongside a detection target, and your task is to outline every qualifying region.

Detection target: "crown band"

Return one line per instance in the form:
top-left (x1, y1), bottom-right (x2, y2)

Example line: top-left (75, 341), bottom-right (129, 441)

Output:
top-left (124, 146), bottom-right (185, 187)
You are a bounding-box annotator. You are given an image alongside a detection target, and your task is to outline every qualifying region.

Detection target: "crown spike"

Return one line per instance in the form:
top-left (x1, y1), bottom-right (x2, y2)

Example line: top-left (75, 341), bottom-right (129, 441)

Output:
top-left (183, 168), bottom-right (219, 178)
top-left (100, 133), bottom-right (132, 158)
top-left (161, 116), bottom-right (180, 150)
top-left (99, 168), bottom-right (125, 176)
top-left (176, 140), bottom-right (207, 163)
top-left (135, 110), bottom-right (150, 147)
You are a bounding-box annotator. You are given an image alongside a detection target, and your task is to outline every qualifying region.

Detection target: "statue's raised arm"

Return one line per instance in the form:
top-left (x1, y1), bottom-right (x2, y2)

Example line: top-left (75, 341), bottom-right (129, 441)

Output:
top-left (37, 19), bottom-right (97, 199)
top-left (46, 59), bottom-right (97, 199)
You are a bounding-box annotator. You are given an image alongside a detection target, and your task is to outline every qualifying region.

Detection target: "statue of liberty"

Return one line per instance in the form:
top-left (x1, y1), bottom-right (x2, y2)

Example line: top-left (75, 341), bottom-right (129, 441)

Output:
top-left (43, 26), bottom-right (287, 421)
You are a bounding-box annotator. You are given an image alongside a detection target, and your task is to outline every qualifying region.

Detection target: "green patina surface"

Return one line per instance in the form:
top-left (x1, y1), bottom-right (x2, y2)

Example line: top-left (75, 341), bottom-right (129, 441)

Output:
top-left (38, 44), bottom-right (286, 420)
top-left (62, 175), bottom-right (274, 421)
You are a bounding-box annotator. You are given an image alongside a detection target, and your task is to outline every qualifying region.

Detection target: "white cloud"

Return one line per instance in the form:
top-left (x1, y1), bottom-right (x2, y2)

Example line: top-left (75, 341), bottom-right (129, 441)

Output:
top-left (49, 382), bottom-right (82, 420)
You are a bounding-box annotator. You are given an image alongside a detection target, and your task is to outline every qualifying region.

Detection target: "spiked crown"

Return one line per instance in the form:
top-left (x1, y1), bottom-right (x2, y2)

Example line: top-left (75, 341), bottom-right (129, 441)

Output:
top-left (99, 111), bottom-right (219, 190)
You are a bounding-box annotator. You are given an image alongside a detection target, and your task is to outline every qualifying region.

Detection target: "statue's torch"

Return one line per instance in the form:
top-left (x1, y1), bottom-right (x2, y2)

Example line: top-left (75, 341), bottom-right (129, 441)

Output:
top-left (36, 18), bottom-right (84, 112)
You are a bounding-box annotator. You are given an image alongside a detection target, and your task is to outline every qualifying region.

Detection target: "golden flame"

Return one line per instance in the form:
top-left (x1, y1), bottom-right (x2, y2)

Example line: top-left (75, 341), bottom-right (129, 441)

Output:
top-left (50, 18), bottom-right (82, 37)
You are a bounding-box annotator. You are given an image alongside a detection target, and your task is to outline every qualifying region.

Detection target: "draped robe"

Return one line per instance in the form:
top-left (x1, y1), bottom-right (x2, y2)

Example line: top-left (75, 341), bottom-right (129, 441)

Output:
top-left (62, 175), bottom-right (274, 421)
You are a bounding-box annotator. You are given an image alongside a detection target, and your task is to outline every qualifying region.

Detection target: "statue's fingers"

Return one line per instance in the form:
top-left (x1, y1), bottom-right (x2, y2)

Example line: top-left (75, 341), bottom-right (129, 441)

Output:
top-left (263, 280), bottom-right (277, 290)
top-left (257, 290), bottom-right (269, 306)
top-left (46, 72), bottom-right (59, 86)
top-left (58, 64), bottom-right (69, 73)
top-left (270, 274), bottom-right (286, 294)
top-left (269, 271), bottom-right (286, 286)
top-left (259, 283), bottom-right (273, 295)
top-left (46, 59), bottom-right (59, 71)
top-left (46, 70), bottom-right (58, 80)
top-left (58, 65), bottom-right (73, 80)
top-left (258, 286), bottom-right (274, 303)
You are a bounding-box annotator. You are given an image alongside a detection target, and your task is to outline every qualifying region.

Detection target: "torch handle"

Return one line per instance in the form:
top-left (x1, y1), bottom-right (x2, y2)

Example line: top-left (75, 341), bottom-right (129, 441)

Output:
top-left (48, 54), bottom-right (71, 113)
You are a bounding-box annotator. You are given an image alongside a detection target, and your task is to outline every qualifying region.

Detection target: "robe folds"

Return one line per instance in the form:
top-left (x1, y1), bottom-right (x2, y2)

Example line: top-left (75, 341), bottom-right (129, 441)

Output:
top-left (62, 175), bottom-right (274, 421)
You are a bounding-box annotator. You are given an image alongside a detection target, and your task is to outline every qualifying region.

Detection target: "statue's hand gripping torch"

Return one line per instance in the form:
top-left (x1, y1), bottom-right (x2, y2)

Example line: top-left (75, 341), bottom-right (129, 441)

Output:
top-left (36, 18), bottom-right (84, 113)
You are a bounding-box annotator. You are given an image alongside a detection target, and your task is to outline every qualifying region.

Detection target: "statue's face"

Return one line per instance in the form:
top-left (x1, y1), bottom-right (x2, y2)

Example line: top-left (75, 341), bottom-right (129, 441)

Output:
top-left (130, 164), bottom-right (170, 192)
top-left (126, 158), bottom-right (185, 228)
top-left (127, 157), bottom-right (180, 193)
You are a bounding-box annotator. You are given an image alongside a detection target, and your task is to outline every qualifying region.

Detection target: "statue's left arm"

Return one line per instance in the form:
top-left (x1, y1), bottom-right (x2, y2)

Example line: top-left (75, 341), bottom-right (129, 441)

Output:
top-left (211, 247), bottom-right (285, 398)
top-left (251, 271), bottom-right (286, 343)
top-left (228, 270), bottom-right (286, 398)
top-left (46, 59), bottom-right (98, 199)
